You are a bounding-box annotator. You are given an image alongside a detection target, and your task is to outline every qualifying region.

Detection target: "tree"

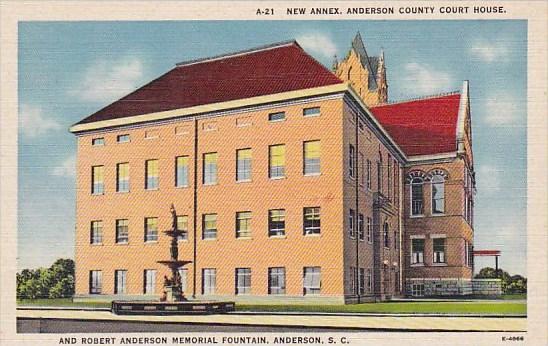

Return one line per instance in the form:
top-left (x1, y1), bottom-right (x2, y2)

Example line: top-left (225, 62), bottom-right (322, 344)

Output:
top-left (17, 258), bottom-right (75, 299)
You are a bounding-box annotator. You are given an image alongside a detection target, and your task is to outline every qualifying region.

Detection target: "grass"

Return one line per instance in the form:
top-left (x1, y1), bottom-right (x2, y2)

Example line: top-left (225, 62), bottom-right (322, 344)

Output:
top-left (237, 302), bottom-right (527, 315)
top-left (17, 298), bottom-right (526, 315)
top-left (17, 298), bottom-right (110, 309)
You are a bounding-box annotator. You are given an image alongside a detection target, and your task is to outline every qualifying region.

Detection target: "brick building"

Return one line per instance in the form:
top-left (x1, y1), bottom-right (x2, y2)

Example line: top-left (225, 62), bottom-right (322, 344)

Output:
top-left (70, 34), bottom-right (475, 303)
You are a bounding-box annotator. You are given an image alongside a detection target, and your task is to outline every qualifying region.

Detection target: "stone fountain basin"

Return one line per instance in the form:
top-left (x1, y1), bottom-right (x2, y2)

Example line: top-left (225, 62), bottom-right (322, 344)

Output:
top-left (111, 300), bottom-right (235, 315)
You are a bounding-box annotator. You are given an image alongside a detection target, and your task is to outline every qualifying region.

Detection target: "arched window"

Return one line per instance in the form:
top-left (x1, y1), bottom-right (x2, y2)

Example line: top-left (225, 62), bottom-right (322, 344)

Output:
top-left (431, 174), bottom-right (445, 214)
top-left (410, 177), bottom-right (424, 216)
top-left (383, 222), bottom-right (389, 248)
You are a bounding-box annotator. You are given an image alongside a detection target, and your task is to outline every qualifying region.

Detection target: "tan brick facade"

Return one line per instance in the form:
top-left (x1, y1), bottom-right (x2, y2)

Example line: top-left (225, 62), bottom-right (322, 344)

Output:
top-left (72, 37), bottom-right (475, 302)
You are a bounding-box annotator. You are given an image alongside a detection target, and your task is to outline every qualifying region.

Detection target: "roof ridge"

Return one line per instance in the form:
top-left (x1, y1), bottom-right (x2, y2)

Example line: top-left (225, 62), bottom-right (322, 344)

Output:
top-left (372, 90), bottom-right (461, 107)
top-left (175, 40), bottom-right (299, 67)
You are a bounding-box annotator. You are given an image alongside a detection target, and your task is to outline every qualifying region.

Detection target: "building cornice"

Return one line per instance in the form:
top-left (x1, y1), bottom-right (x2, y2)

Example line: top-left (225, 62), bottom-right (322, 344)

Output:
top-left (69, 83), bottom-right (348, 134)
top-left (404, 152), bottom-right (458, 167)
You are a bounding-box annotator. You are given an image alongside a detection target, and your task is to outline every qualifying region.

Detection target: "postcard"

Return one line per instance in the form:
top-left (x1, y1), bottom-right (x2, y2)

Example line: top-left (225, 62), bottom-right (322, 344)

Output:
top-left (1, 1), bottom-right (546, 345)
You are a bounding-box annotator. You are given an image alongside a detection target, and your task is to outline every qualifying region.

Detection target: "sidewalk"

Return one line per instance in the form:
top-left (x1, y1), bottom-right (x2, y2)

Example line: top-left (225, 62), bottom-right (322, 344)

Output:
top-left (17, 308), bottom-right (527, 332)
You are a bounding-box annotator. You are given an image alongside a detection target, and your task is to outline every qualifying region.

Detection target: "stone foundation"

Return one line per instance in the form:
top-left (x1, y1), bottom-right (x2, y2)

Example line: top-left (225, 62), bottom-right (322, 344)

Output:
top-left (405, 278), bottom-right (472, 297)
top-left (472, 279), bottom-right (502, 296)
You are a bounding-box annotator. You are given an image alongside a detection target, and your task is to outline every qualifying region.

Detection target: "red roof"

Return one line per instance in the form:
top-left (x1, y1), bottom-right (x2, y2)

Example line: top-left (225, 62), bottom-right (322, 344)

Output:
top-left (76, 41), bottom-right (342, 125)
top-left (370, 93), bottom-right (462, 156)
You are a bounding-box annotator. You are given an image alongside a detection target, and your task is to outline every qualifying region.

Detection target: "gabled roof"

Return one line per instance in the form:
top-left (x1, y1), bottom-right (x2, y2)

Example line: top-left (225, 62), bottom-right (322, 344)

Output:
top-left (370, 93), bottom-right (462, 157)
top-left (75, 41), bottom-right (342, 125)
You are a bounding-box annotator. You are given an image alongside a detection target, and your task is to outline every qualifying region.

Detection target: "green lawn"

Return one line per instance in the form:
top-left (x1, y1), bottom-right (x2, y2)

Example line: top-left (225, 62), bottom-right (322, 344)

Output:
top-left (237, 302), bottom-right (526, 315)
top-left (17, 298), bottom-right (526, 315)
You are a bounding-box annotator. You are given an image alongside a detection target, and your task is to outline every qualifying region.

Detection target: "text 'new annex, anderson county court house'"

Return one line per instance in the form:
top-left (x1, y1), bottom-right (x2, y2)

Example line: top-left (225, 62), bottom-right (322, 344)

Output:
top-left (70, 33), bottom-right (476, 303)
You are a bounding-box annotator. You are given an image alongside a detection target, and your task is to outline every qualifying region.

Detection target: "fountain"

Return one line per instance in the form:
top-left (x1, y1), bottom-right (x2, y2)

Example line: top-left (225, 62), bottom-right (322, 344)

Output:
top-left (111, 204), bottom-right (235, 315)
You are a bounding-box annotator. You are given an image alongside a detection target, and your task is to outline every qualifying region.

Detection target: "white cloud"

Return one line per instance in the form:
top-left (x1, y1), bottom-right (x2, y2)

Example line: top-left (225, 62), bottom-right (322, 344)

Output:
top-left (469, 40), bottom-right (508, 63)
top-left (51, 155), bottom-right (76, 178)
top-left (400, 63), bottom-right (453, 95)
top-left (483, 94), bottom-right (522, 126)
top-left (476, 164), bottom-right (502, 192)
top-left (19, 104), bottom-right (62, 138)
top-left (296, 32), bottom-right (338, 60)
top-left (69, 57), bottom-right (144, 103)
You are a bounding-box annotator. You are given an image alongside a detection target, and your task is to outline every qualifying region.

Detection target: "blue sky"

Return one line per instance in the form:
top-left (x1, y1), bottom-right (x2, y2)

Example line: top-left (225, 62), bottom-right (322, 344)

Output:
top-left (18, 20), bottom-right (527, 275)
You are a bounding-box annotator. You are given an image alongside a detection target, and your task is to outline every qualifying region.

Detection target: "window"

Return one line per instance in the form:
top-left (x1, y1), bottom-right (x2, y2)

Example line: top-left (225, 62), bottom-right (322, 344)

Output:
top-left (268, 111), bottom-right (285, 121)
top-left (236, 211), bottom-right (252, 238)
top-left (92, 137), bottom-right (104, 146)
top-left (116, 163), bottom-right (129, 192)
top-left (358, 268), bottom-right (365, 295)
top-left (377, 160), bottom-right (382, 192)
top-left (144, 217), bottom-right (158, 242)
top-left (202, 268), bottom-right (216, 295)
top-left (236, 268), bottom-right (251, 295)
top-left (268, 267), bottom-right (286, 295)
top-left (433, 238), bottom-right (446, 263)
top-left (431, 175), bottom-right (445, 214)
top-left (175, 156), bottom-right (189, 187)
top-left (145, 130), bottom-right (159, 139)
top-left (269, 144), bottom-right (285, 178)
top-left (349, 267), bottom-right (358, 294)
top-left (89, 270), bottom-right (102, 294)
top-left (178, 268), bottom-right (188, 292)
top-left (236, 149), bottom-right (252, 182)
top-left (303, 140), bottom-right (321, 175)
top-left (203, 153), bottom-right (218, 185)
top-left (303, 207), bottom-right (321, 235)
top-left (358, 214), bottom-right (365, 241)
top-left (116, 219), bottom-right (129, 244)
top-left (91, 166), bottom-right (104, 194)
top-left (144, 129), bottom-right (159, 139)
top-left (145, 160), bottom-right (159, 190)
top-left (367, 269), bottom-right (372, 292)
top-left (90, 220), bottom-right (103, 244)
top-left (177, 215), bottom-right (188, 241)
top-left (303, 267), bottom-right (321, 295)
top-left (411, 238), bottom-right (425, 264)
top-left (410, 177), bottom-right (424, 216)
top-left (348, 209), bottom-right (355, 238)
top-left (117, 134), bottom-right (130, 143)
top-left (383, 223), bottom-right (389, 248)
top-left (366, 217), bottom-right (372, 243)
top-left (411, 283), bottom-right (425, 297)
top-left (387, 158), bottom-right (392, 198)
top-left (366, 159), bottom-right (372, 189)
top-left (144, 269), bottom-right (156, 294)
top-left (268, 209), bottom-right (285, 237)
top-left (114, 270), bottom-right (127, 294)
top-left (203, 214), bottom-right (217, 240)
top-left (348, 144), bottom-right (356, 178)
top-left (359, 153), bottom-right (365, 186)
top-left (303, 107), bottom-right (320, 117)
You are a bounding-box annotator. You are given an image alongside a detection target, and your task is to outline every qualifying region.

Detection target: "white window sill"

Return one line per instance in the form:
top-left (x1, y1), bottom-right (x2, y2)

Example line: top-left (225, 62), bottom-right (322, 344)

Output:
top-left (410, 263), bottom-right (425, 267)
top-left (268, 119), bottom-right (286, 123)
top-left (145, 188), bottom-right (159, 191)
top-left (90, 243), bottom-right (103, 246)
top-left (431, 213), bottom-right (446, 217)
top-left (116, 191), bottom-right (130, 194)
top-left (304, 233), bottom-right (321, 238)
top-left (145, 137), bottom-right (159, 140)
top-left (409, 214), bottom-right (424, 218)
top-left (175, 185), bottom-right (189, 189)
top-left (432, 263), bottom-right (448, 267)
top-left (236, 237), bottom-right (253, 240)
top-left (269, 235), bottom-right (287, 239)
top-left (202, 238), bottom-right (218, 241)
top-left (269, 176), bottom-right (286, 180)
top-left (203, 183), bottom-right (218, 186)
top-left (144, 241), bottom-right (158, 244)
top-left (91, 192), bottom-right (105, 196)
top-left (236, 179), bottom-right (252, 184)
top-left (304, 173), bottom-right (321, 177)
top-left (115, 242), bottom-right (129, 245)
